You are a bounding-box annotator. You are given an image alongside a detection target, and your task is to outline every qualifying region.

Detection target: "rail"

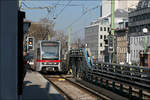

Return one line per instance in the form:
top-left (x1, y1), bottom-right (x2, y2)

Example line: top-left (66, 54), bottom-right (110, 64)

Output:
top-left (43, 75), bottom-right (111, 100)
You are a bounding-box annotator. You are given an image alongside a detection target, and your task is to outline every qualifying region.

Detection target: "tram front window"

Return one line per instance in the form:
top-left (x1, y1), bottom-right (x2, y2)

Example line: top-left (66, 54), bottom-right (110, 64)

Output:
top-left (42, 46), bottom-right (59, 60)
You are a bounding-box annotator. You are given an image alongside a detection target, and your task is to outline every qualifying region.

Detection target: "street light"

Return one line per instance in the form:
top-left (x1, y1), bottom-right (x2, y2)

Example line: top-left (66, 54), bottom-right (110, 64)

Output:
top-left (143, 28), bottom-right (148, 52)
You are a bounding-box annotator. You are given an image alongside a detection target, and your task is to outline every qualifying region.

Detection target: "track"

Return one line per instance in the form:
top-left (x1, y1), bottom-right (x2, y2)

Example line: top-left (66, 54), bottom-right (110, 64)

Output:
top-left (43, 73), bottom-right (150, 100)
top-left (43, 74), bottom-right (112, 100)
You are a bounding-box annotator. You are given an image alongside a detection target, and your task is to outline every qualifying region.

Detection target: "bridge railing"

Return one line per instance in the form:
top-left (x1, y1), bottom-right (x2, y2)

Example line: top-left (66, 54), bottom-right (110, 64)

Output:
top-left (69, 49), bottom-right (83, 57)
top-left (69, 49), bottom-right (150, 80)
top-left (95, 62), bottom-right (150, 79)
top-left (69, 49), bottom-right (150, 99)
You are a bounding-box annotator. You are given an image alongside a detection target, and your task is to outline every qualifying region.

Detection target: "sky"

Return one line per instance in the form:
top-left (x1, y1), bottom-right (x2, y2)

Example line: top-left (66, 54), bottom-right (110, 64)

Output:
top-left (22, 0), bottom-right (101, 41)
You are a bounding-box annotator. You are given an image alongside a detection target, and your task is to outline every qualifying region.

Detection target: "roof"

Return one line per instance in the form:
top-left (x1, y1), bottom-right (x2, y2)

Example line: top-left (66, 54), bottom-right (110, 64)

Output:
top-left (107, 9), bottom-right (128, 18)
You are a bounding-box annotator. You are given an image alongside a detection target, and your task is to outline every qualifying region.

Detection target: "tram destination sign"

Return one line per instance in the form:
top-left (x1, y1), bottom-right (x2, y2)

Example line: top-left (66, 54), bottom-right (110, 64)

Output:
top-left (42, 42), bottom-right (58, 46)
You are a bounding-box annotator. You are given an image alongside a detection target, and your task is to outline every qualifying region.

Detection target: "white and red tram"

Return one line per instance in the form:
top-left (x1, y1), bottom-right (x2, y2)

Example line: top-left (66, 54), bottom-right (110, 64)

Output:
top-left (36, 40), bottom-right (62, 72)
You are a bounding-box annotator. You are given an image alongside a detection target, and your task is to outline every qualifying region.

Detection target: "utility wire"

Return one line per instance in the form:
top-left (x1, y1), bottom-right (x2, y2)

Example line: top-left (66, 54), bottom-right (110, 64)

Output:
top-left (54, 0), bottom-right (72, 20)
top-left (22, 6), bottom-right (56, 10)
top-left (65, 5), bottom-right (99, 29)
top-left (52, 3), bottom-right (84, 7)
top-left (55, 0), bottom-right (61, 6)
top-left (22, 2), bottom-right (30, 8)
top-left (48, 0), bottom-right (61, 18)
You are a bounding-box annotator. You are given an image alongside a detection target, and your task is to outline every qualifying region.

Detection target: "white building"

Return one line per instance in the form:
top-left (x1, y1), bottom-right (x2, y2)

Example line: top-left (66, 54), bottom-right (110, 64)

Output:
top-left (130, 35), bottom-right (150, 64)
top-left (101, 0), bottom-right (139, 18)
top-left (85, 18), bottom-right (109, 61)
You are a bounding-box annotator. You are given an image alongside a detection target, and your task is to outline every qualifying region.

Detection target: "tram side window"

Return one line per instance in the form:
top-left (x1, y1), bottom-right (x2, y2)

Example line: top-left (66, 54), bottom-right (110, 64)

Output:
top-left (37, 48), bottom-right (40, 60)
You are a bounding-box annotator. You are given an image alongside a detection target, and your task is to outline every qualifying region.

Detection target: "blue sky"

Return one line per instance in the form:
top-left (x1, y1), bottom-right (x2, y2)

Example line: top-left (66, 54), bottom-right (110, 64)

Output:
top-left (22, 0), bottom-right (101, 41)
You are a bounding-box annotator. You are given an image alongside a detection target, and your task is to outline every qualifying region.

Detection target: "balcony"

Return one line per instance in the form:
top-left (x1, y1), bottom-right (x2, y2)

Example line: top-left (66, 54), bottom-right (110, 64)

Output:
top-left (129, 8), bottom-right (150, 17)
top-left (128, 19), bottom-right (150, 27)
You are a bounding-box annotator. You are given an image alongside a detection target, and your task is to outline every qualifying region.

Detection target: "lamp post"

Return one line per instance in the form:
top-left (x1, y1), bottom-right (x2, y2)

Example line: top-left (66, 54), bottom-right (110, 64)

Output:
top-left (108, 0), bottom-right (115, 63)
top-left (143, 28), bottom-right (148, 53)
top-left (68, 26), bottom-right (71, 52)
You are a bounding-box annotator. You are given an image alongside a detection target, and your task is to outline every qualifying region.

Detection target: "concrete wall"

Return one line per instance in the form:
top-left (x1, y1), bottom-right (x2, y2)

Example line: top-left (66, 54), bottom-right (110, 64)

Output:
top-left (0, 1), bottom-right (18, 100)
top-left (85, 25), bottom-right (99, 59)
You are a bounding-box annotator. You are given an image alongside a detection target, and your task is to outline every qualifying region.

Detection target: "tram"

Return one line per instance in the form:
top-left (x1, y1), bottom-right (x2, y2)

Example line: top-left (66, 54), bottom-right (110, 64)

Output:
top-left (36, 40), bottom-right (62, 72)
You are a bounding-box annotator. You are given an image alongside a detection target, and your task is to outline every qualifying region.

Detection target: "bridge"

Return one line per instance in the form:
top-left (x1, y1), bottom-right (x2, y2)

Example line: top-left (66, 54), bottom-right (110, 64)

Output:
top-left (68, 48), bottom-right (150, 99)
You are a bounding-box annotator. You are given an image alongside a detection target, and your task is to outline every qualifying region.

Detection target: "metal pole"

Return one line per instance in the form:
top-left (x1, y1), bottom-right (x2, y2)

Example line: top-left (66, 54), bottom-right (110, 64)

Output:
top-left (68, 26), bottom-right (71, 51)
top-left (144, 34), bottom-right (147, 52)
top-left (111, 0), bottom-right (115, 63)
top-left (48, 34), bottom-right (50, 40)
top-left (19, 0), bottom-right (21, 10)
top-left (143, 28), bottom-right (148, 53)
top-left (111, 0), bottom-right (115, 36)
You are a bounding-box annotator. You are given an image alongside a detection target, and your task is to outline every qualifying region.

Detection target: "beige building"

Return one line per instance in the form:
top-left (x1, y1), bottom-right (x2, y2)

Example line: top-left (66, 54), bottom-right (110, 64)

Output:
top-left (116, 21), bottom-right (129, 64)
top-left (116, 31), bottom-right (128, 64)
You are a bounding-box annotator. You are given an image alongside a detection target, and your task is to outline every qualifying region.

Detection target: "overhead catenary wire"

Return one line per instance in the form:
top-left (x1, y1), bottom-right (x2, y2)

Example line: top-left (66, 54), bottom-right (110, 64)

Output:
top-left (22, 2), bottom-right (30, 8)
top-left (52, 3), bottom-right (84, 7)
top-left (64, 5), bottom-right (99, 44)
top-left (47, 0), bottom-right (61, 18)
top-left (65, 5), bottom-right (99, 30)
top-left (54, 0), bottom-right (72, 20)
top-left (21, 5), bottom-right (56, 10)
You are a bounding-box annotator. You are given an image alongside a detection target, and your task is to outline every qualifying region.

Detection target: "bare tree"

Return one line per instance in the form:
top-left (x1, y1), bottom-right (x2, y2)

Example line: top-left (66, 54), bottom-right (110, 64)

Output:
top-left (54, 31), bottom-right (68, 54)
top-left (73, 38), bottom-right (85, 49)
top-left (39, 18), bottom-right (55, 39)
top-left (27, 18), bottom-right (56, 42)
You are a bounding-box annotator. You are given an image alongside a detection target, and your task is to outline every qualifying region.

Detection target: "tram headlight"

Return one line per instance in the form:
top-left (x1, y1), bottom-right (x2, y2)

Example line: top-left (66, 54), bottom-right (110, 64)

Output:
top-left (56, 62), bottom-right (59, 65)
top-left (54, 62), bottom-right (57, 65)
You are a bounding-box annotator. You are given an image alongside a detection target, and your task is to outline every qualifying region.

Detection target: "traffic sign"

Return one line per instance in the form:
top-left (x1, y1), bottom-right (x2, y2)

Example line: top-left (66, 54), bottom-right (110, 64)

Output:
top-left (108, 34), bottom-right (114, 53)
top-left (27, 37), bottom-right (34, 51)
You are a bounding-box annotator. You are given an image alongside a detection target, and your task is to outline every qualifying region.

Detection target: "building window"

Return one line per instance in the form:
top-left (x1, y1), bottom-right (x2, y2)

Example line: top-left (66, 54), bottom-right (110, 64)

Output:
top-left (100, 27), bottom-right (103, 31)
top-left (136, 50), bottom-right (138, 58)
top-left (130, 38), bottom-right (132, 44)
top-left (108, 27), bottom-right (110, 32)
top-left (100, 35), bottom-right (103, 39)
top-left (134, 38), bottom-right (136, 45)
top-left (100, 43), bottom-right (102, 47)
top-left (137, 37), bottom-right (138, 44)
top-left (104, 35), bottom-right (106, 40)
top-left (140, 37), bottom-right (142, 45)
top-left (104, 27), bottom-right (106, 31)
top-left (134, 50), bottom-right (136, 58)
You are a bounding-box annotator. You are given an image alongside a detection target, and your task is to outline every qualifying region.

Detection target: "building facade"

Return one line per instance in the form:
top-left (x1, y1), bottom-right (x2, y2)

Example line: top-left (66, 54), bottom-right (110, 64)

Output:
top-left (140, 48), bottom-right (150, 67)
top-left (85, 18), bottom-right (109, 61)
top-left (130, 35), bottom-right (150, 64)
top-left (116, 23), bottom-right (129, 64)
top-left (101, 0), bottom-right (139, 17)
top-left (128, 0), bottom-right (150, 64)
top-left (115, 20), bottom-right (130, 64)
